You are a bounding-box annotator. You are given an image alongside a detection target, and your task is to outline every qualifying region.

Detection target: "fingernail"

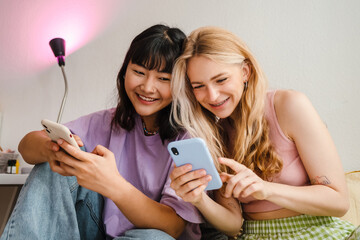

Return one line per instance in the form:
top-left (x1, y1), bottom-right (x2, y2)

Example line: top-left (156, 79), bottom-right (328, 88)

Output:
top-left (57, 139), bottom-right (64, 145)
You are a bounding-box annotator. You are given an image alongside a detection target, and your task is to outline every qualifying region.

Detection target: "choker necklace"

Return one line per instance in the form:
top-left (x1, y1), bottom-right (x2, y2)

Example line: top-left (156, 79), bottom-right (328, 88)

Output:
top-left (142, 121), bottom-right (158, 136)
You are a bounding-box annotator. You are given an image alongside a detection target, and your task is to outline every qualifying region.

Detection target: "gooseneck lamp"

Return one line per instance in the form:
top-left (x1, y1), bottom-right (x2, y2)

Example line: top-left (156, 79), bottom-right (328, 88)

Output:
top-left (49, 38), bottom-right (68, 123)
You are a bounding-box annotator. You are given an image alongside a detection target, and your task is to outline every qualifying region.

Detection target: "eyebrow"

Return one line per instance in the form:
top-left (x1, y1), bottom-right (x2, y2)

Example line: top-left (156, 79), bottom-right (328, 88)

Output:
top-left (132, 63), bottom-right (170, 74)
top-left (190, 72), bottom-right (227, 84)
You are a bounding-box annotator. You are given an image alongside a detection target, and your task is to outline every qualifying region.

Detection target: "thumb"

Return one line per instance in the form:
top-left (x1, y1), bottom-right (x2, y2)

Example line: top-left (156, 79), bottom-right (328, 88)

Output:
top-left (92, 145), bottom-right (109, 157)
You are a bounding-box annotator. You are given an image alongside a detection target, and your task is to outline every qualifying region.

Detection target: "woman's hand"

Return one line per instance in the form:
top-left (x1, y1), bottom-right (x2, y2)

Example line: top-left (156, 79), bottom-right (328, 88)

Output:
top-left (52, 139), bottom-right (123, 198)
top-left (170, 164), bottom-right (212, 205)
top-left (47, 134), bottom-right (84, 176)
top-left (219, 157), bottom-right (270, 201)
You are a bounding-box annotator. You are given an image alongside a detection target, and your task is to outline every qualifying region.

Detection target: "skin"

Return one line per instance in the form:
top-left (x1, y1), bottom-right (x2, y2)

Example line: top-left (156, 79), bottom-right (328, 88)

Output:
top-left (125, 62), bottom-right (172, 131)
top-left (18, 62), bottom-right (186, 238)
top-left (171, 55), bottom-right (349, 235)
top-left (188, 56), bottom-right (249, 119)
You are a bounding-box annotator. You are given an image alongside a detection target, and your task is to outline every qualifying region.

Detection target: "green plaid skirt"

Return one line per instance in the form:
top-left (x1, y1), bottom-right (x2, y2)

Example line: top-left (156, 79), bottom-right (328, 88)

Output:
top-left (238, 214), bottom-right (359, 240)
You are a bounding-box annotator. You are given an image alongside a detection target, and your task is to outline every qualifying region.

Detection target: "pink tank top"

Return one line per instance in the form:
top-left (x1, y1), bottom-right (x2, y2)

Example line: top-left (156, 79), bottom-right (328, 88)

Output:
top-left (238, 90), bottom-right (310, 213)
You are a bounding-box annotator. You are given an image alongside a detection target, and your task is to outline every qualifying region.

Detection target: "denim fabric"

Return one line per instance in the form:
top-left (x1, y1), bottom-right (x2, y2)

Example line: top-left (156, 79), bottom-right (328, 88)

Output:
top-left (116, 229), bottom-right (175, 240)
top-left (0, 162), bottom-right (180, 240)
top-left (0, 162), bottom-right (105, 240)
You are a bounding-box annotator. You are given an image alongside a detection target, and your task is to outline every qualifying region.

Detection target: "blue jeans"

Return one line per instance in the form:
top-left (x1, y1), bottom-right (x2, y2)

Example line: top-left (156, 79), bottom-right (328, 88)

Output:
top-left (0, 162), bottom-right (174, 240)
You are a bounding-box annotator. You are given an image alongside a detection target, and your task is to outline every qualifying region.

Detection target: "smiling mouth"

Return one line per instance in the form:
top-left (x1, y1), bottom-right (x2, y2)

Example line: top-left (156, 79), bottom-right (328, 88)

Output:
top-left (137, 93), bottom-right (158, 102)
top-left (210, 97), bottom-right (229, 107)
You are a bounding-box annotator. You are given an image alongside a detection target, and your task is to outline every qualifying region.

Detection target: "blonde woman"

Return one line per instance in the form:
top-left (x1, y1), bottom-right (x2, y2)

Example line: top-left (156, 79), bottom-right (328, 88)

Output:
top-left (169, 26), bottom-right (359, 239)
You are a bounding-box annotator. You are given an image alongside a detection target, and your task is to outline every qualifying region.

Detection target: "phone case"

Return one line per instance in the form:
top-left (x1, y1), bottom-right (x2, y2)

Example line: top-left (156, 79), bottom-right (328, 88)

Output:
top-left (41, 119), bottom-right (80, 149)
top-left (167, 138), bottom-right (222, 191)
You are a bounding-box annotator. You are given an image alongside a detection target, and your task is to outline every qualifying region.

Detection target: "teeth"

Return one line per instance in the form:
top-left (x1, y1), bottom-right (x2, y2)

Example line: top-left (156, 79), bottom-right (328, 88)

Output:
top-left (212, 98), bottom-right (228, 106)
top-left (138, 94), bottom-right (156, 102)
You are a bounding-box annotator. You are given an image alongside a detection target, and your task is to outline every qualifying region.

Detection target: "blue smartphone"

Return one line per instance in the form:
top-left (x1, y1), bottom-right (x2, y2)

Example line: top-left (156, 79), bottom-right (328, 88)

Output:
top-left (167, 138), bottom-right (223, 191)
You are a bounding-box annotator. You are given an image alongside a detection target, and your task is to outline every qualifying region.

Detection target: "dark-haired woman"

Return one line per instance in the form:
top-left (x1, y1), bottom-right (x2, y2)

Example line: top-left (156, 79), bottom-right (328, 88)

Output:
top-left (0, 24), bottom-right (202, 240)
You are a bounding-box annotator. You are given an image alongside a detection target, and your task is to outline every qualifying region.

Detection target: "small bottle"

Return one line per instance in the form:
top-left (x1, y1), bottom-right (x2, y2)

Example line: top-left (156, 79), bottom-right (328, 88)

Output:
top-left (7, 160), bottom-right (16, 174)
top-left (15, 160), bottom-right (20, 174)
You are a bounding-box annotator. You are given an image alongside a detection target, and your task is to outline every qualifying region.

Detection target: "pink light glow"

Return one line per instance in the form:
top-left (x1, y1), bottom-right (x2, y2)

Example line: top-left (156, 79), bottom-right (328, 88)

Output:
top-left (0, 0), bottom-right (122, 82)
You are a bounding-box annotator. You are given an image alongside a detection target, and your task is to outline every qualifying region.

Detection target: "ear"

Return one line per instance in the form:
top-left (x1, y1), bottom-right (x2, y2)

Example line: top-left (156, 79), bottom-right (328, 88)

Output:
top-left (242, 62), bottom-right (251, 83)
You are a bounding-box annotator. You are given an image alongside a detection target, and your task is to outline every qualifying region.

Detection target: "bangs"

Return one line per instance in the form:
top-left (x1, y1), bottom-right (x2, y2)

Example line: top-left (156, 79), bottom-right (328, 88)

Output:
top-left (130, 38), bottom-right (178, 73)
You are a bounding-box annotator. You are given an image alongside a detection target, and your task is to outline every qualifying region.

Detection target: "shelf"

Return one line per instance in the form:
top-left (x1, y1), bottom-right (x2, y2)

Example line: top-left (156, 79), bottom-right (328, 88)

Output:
top-left (0, 174), bottom-right (29, 185)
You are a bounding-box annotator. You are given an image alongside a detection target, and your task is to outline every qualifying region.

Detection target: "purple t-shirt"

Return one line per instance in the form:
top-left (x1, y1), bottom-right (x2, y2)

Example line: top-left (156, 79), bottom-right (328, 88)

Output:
top-left (65, 108), bottom-right (203, 239)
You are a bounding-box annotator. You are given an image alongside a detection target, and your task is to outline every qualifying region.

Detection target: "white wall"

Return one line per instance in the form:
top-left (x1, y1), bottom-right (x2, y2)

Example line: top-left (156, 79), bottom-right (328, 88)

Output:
top-left (0, 0), bottom-right (359, 171)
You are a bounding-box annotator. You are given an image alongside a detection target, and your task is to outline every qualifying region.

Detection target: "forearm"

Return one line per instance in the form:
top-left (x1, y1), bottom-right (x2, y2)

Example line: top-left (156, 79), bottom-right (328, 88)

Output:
top-left (194, 192), bottom-right (242, 237)
top-left (109, 178), bottom-right (186, 238)
top-left (266, 182), bottom-right (349, 217)
top-left (18, 130), bottom-right (52, 164)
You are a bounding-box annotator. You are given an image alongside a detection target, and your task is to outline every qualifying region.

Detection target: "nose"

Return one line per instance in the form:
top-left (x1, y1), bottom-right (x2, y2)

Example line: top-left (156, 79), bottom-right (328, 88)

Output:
top-left (206, 85), bottom-right (220, 101)
top-left (141, 75), bottom-right (156, 93)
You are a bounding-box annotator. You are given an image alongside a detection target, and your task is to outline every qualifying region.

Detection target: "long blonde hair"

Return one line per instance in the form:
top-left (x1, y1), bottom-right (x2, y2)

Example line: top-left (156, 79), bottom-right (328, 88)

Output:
top-left (171, 26), bottom-right (282, 180)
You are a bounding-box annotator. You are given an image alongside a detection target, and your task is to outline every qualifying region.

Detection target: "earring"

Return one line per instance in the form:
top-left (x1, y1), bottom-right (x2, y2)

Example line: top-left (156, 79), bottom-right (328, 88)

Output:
top-left (244, 81), bottom-right (248, 89)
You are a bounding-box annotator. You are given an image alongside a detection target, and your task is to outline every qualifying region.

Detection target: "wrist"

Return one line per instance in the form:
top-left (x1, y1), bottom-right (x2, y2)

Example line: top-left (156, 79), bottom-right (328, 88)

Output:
top-left (263, 181), bottom-right (276, 201)
top-left (192, 191), bottom-right (208, 209)
top-left (103, 173), bottom-right (129, 200)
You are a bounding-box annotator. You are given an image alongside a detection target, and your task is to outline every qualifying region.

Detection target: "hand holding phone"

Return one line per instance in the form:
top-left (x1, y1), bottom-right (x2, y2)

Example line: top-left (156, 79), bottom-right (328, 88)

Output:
top-left (41, 119), bottom-right (80, 149)
top-left (167, 138), bottom-right (222, 191)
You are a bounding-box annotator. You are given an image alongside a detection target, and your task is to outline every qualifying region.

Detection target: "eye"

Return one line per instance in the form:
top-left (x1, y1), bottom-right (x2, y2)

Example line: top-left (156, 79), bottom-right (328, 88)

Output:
top-left (159, 77), bottom-right (170, 81)
top-left (133, 69), bottom-right (145, 75)
top-left (192, 84), bottom-right (204, 89)
top-left (216, 78), bottom-right (227, 83)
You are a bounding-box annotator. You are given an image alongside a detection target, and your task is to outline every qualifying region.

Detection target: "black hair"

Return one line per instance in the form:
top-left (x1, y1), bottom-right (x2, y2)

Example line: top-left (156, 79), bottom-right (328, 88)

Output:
top-left (112, 24), bottom-right (186, 143)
